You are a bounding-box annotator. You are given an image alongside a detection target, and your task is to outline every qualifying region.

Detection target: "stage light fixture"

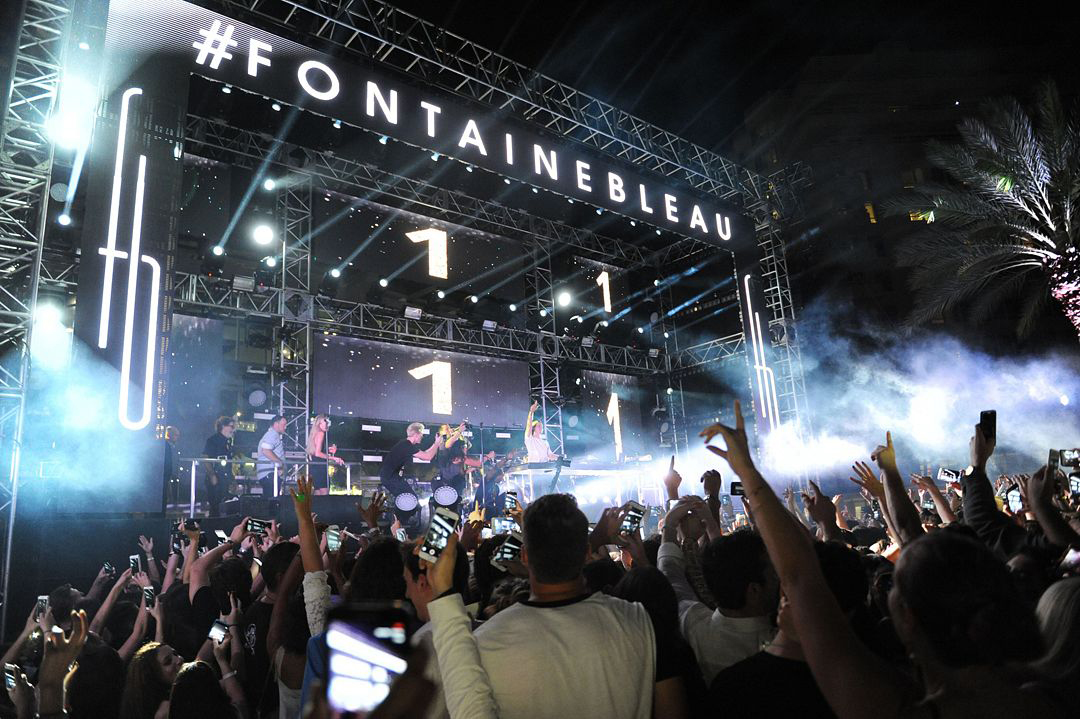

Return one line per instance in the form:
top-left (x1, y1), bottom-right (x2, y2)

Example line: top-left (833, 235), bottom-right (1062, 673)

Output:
top-left (469, 295), bottom-right (479, 303)
top-left (34, 303), bottom-right (62, 326)
top-left (431, 152), bottom-right (440, 161)
top-left (222, 85), bottom-right (232, 94)
top-left (262, 178), bottom-right (276, 191)
top-left (211, 246), bottom-right (225, 256)
top-left (330, 268), bottom-right (341, 278)
top-left (333, 119), bottom-right (342, 129)
top-left (557, 291), bottom-right (572, 307)
top-left (637, 327), bottom-right (645, 334)
top-left (575, 377), bottom-right (583, 385)
top-left (648, 348), bottom-right (659, 357)
top-left (581, 337), bottom-right (594, 348)
top-left (630, 220), bottom-right (637, 227)
top-left (503, 178), bottom-right (511, 185)
top-left (600, 320), bottom-right (609, 327)
top-left (666, 387), bottom-right (674, 395)
top-left (1061, 394), bottom-right (1070, 406)
top-left (465, 165), bottom-right (474, 172)
top-left (404, 306), bottom-right (423, 320)
top-left (252, 224), bottom-right (274, 245)
top-left (482, 320), bottom-right (497, 331)
top-left (437, 290), bottom-right (446, 299)
top-left (539, 309), bottom-right (548, 317)
top-left (576, 316), bottom-right (584, 323)
top-left (595, 208), bottom-right (602, 215)
top-left (655, 229), bottom-right (662, 236)
top-left (654, 279), bottom-right (661, 286)
top-left (508, 303), bottom-right (517, 311)
top-left (263, 256), bottom-right (277, 268)
top-left (57, 213), bottom-right (71, 226)
top-left (379, 278), bottom-right (389, 287)
top-left (48, 75), bottom-right (97, 150)
top-left (664, 331), bottom-right (670, 339)
top-left (271, 101), bottom-right (282, 111)
top-left (78, 41), bottom-right (90, 50)
top-left (567, 198), bottom-right (574, 204)
top-left (379, 135), bottom-right (389, 144)
top-left (532, 187), bottom-right (539, 193)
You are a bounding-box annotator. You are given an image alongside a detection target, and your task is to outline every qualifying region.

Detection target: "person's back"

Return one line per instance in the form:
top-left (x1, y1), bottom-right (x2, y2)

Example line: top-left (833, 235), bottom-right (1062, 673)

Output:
top-left (475, 591), bottom-right (655, 719)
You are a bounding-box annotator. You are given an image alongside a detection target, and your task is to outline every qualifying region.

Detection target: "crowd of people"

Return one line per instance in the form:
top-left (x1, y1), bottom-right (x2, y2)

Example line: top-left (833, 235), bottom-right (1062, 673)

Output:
top-left (4, 404), bottom-right (1080, 718)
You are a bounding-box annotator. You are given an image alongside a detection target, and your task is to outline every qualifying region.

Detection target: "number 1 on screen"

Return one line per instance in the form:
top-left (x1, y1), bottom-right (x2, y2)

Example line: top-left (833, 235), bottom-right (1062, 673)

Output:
top-left (596, 271), bottom-right (611, 313)
top-left (409, 360), bottom-right (453, 415)
top-left (407, 228), bottom-right (448, 279)
top-left (606, 391), bottom-right (622, 459)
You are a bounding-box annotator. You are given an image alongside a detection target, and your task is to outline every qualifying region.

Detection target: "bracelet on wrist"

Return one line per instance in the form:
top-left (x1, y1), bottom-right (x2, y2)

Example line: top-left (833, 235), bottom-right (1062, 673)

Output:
top-left (220, 670), bottom-right (238, 681)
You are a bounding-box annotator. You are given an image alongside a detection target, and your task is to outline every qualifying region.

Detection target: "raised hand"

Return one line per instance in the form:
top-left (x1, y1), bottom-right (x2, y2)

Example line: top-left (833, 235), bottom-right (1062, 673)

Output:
top-left (850, 461), bottom-right (885, 500)
top-left (530, 400), bottom-right (539, 413)
top-left (662, 455), bottom-right (682, 499)
top-left (701, 469), bottom-right (722, 498)
top-left (969, 424), bottom-right (995, 470)
top-left (614, 530), bottom-right (648, 567)
top-left (138, 535), bottom-right (154, 555)
top-left (870, 432), bottom-right (899, 476)
top-left (909, 474), bottom-right (935, 492)
top-left (290, 475), bottom-right (315, 517)
top-left (358, 492), bottom-right (387, 530)
top-left (458, 519), bottom-right (484, 553)
top-left (230, 516), bottom-right (251, 544)
top-left (221, 591), bottom-right (241, 626)
top-left (38, 609), bottom-right (88, 689)
top-left (423, 532), bottom-right (460, 596)
top-left (590, 506), bottom-right (628, 550)
top-left (132, 571), bottom-right (151, 589)
top-left (802, 481), bottom-right (837, 526)
top-left (699, 400), bottom-right (756, 477)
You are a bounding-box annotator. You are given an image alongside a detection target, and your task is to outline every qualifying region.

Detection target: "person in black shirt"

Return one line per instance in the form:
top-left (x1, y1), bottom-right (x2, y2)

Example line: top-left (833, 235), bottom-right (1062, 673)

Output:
top-left (380, 422), bottom-right (441, 522)
top-left (201, 416), bottom-right (235, 517)
top-left (162, 425), bottom-right (181, 512)
top-left (432, 423), bottom-right (482, 514)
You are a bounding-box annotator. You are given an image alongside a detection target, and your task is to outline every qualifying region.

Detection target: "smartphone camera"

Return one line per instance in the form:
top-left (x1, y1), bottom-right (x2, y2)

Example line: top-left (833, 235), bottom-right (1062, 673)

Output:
top-left (937, 468), bottom-right (962, 481)
top-left (729, 481), bottom-right (745, 497)
top-left (246, 518), bottom-right (270, 535)
top-left (34, 595), bottom-right (48, 619)
top-left (1006, 487), bottom-right (1023, 514)
top-left (619, 501), bottom-right (646, 535)
top-left (419, 508), bottom-right (458, 564)
top-left (208, 619), bottom-right (228, 644)
top-left (4, 663), bottom-right (17, 691)
top-left (128, 554), bottom-right (141, 573)
top-left (326, 603), bottom-right (413, 713)
top-left (327, 526), bottom-right (342, 553)
top-left (102, 561), bottom-right (115, 576)
top-left (214, 529), bottom-right (229, 543)
top-left (143, 587), bottom-right (156, 609)
top-left (503, 491), bottom-right (520, 514)
top-left (1059, 449), bottom-right (1080, 468)
top-left (491, 517), bottom-right (519, 535)
top-left (490, 531), bottom-right (524, 570)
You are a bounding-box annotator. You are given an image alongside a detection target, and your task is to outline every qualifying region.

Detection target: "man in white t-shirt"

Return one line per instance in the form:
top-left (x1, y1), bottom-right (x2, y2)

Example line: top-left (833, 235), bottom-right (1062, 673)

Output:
top-left (523, 400), bottom-right (558, 463)
top-left (428, 493), bottom-right (687, 719)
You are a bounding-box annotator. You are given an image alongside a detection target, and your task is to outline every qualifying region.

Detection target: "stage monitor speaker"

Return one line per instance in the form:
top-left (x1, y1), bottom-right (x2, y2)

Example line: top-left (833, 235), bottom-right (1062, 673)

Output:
top-left (220, 496), bottom-right (280, 519)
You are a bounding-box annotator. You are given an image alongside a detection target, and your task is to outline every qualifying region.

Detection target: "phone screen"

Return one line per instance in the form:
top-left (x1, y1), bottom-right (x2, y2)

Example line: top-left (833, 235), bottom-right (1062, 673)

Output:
top-left (730, 481), bottom-right (745, 497)
top-left (418, 508), bottom-right (459, 563)
top-left (490, 531), bottom-right (523, 569)
top-left (214, 529), bottom-right (229, 542)
top-left (326, 606), bottom-right (411, 713)
top-left (1061, 449), bottom-right (1080, 467)
top-left (394, 527), bottom-right (408, 542)
top-left (35, 595), bottom-right (48, 618)
top-left (327, 526), bottom-right (341, 552)
top-left (619, 502), bottom-right (646, 535)
top-left (143, 587), bottom-right (156, 609)
top-left (1006, 488), bottom-right (1023, 513)
top-left (4, 663), bottom-right (16, 690)
top-left (102, 561), bottom-right (115, 576)
top-left (491, 517), bottom-right (519, 535)
top-left (246, 518), bottom-right (269, 535)
top-left (208, 619), bottom-right (228, 643)
top-left (1070, 475), bottom-right (1080, 496)
top-left (504, 491), bottom-right (519, 513)
top-left (937, 468), bottom-right (961, 481)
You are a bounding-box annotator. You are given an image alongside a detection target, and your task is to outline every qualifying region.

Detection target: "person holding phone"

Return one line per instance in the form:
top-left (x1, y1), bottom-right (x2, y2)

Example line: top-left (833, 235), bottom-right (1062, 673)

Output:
top-left (202, 416), bottom-right (236, 516)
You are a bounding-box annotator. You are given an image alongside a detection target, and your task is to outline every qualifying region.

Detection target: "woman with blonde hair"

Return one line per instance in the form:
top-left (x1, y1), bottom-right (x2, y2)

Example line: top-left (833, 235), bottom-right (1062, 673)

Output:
top-left (306, 413), bottom-right (344, 491)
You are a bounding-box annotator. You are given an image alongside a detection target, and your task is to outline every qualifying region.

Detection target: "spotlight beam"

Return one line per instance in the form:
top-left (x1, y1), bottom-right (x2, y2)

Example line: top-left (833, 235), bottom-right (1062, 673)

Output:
top-left (384, 251), bottom-right (425, 282)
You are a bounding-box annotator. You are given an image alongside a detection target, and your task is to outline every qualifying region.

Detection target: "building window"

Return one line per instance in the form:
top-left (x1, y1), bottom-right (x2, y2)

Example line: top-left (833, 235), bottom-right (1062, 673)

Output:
top-left (864, 202), bottom-right (878, 224)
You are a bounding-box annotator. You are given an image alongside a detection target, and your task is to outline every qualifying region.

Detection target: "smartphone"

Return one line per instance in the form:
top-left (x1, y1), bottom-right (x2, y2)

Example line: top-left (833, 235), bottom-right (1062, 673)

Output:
top-left (129, 554), bottom-right (141, 573)
top-left (246, 518), bottom-right (270, 535)
top-left (102, 561), bottom-right (115, 576)
top-left (490, 531), bottom-right (524, 570)
top-left (214, 529), bottom-right (229, 543)
top-left (503, 491), bottom-right (520, 514)
top-left (937, 468), bottom-right (962, 481)
top-left (1059, 449), bottom-right (1080, 467)
top-left (143, 587), bottom-right (156, 609)
top-left (327, 526), bottom-right (342, 552)
top-left (480, 527), bottom-right (493, 540)
top-left (208, 619), bottom-right (228, 643)
top-left (326, 602), bottom-right (413, 713)
top-left (4, 663), bottom-right (17, 691)
top-left (491, 516), bottom-right (520, 535)
top-left (394, 527), bottom-right (408, 542)
top-left (1006, 487), bottom-right (1023, 513)
top-left (619, 501), bottom-right (646, 535)
top-left (183, 519), bottom-right (200, 532)
top-left (730, 481), bottom-right (745, 497)
top-left (418, 507), bottom-right (459, 564)
top-left (1048, 449), bottom-right (1061, 480)
top-left (921, 499), bottom-right (936, 511)
top-left (35, 595), bottom-right (48, 619)
top-left (979, 410), bottom-right (996, 443)
top-left (170, 532), bottom-right (184, 554)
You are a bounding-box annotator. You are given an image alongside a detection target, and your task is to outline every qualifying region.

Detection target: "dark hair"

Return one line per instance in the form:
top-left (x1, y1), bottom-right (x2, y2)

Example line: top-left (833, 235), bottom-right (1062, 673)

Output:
top-left (120, 642), bottom-right (171, 719)
top-left (270, 414), bottom-right (286, 425)
top-left (168, 661), bottom-right (238, 718)
top-left (281, 590), bottom-right (311, 655)
top-left (347, 537), bottom-right (406, 601)
top-left (67, 634), bottom-right (124, 719)
top-left (47, 584), bottom-right (80, 628)
top-left (214, 416), bottom-right (235, 433)
top-left (209, 558), bottom-right (252, 613)
top-left (895, 531), bottom-right (1042, 667)
top-left (814, 541), bottom-right (869, 615)
top-left (473, 535), bottom-right (510, 609)
top-left (261, 542), bottom-right (300, 592)
top-left (403, 541), bottom-right (470, 597)
top-left (104, 600), bottom-right (139, 651)
top-left (610, 567), bottom-right (680, 639)
top-left (642, 534), bottom-right (662, 568)
top-left (701, 530), bottom-right (768, 611)
top-left (161, 583), bottom-right (203, 661)
top-left (583, 557), bottom-right (625, 594)
top-left (522, 494), bottom-right (588, 583)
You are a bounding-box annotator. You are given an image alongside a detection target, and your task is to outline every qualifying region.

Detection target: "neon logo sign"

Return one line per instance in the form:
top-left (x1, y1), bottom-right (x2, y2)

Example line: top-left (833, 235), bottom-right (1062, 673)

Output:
top-left (743, 274), bottom-right (779, 431)
top-left (97, 87), bottom-right (162, 431)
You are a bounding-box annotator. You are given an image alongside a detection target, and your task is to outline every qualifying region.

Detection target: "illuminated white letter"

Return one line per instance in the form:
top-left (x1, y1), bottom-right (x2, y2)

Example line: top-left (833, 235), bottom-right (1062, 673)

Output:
top-left (505, 133), bottom-right (514, 165)
top-left (575, 160), bottom-right (592, 192)
top-left (533, 144), bottom-right (558, 181)
top-left (690, 204), bottom-right (708, 233)
top-left (715, 214), bottom-right (732, 240)
top-left (247, 39), bottom-right (272, 77)
top-left (638, 184), bottom-right (653, 214)
top-left (457, 119), bottom-right (488, 156)
top-left (596, 271), bottom-right (612, 313)
top-left (663, 194), bottom-right (679, 223)
top-left (365, 81), bottom-right (398, 124)
top-left (407, 227), bottom-right (448, 279)
top-left (297, 60), bottom-right (339, 101)
top-left (419, 101), bottom-right (441, 137)
top-left (608, 172), bottom-right (626, 203)
top-left (606, 391), bottom-right (623, 460)
top-left (409, 361), bottom-right (453, 415)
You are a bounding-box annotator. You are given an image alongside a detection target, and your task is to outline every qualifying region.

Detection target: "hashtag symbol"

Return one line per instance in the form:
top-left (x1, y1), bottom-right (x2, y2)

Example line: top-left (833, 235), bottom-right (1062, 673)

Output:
top-left (192, 19), bottom-right (238, 69)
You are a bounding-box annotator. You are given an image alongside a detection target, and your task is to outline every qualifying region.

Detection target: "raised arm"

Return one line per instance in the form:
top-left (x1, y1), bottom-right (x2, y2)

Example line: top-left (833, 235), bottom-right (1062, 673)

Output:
top-left (138, 535), bottom-right (161, 586)
top-left (118, 575), bottom-right (151, 662)
top-left (871, 433), bottom-right (925, 546)
top-left (1026, 467), bottom-right (1080, 549)
top-left (701, 403), bottom-right (915, 719)
top-left (414, 436), bottom-right (441, 462)
top-left (189, 518), bottom-right (251, 604)
top-left (90, 568), bottom-right (133, 636)
top-left (911, 474), bottom-right (957, 524)
top-left (526, 400), bottom-right (538, 431)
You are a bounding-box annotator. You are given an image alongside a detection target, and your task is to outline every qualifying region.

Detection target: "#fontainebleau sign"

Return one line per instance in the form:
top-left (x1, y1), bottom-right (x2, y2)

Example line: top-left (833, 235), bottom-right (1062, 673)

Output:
top-left (104, 0), bottom-right (749, 249)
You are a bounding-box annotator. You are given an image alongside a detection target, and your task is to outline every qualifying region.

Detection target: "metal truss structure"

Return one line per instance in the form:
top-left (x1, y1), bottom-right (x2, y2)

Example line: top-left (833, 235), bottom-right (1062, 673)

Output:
top-left (525, 237), bottom-right (563, 457)
top-left (0, 0), bottom-right (72, 639)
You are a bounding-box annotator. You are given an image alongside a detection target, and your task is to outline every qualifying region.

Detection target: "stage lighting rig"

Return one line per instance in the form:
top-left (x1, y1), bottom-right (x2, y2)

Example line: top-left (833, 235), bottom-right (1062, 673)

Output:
top-left (482, 319), bottom-right (497, 331)
top-left (404, 306), bottom-right (423, 320)
top-left (557, 291), bottom-right (572, 307)
top-left (318, 271), bottom-right (341, 298)
top-left (262, 178), bottom-right (276, 191)
top-left (329, 268), bottom-right (342, 279)
top-left (252, 224), bottom-right (274, 245)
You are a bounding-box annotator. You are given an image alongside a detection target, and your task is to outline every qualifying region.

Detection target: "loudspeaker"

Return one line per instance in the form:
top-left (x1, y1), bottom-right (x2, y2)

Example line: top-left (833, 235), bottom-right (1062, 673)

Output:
top-left (219, 496), bottom-right (280, 519)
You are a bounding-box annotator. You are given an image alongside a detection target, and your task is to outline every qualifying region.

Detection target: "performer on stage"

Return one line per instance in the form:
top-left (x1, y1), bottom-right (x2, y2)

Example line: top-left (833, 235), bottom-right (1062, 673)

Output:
top-left (432, 423), bottom-right (483, 513)
top-left (380, 422), bottom-right (440, 521)
top-left (256, 414), bottom-right (288, 498)
top-left (524, 400), bottom-right (559, 463)
top-left (475, 448), bottom-right (518, 518)
top-left (306, 414), bottom-right (344, 492)
top-left (201, 416), bottom-right (234, 517)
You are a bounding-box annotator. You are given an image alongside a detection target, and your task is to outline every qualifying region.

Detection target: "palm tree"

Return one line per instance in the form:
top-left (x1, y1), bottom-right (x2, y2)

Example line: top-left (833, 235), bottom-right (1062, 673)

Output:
top-left (889, 81), bottom-right (1080, 338)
